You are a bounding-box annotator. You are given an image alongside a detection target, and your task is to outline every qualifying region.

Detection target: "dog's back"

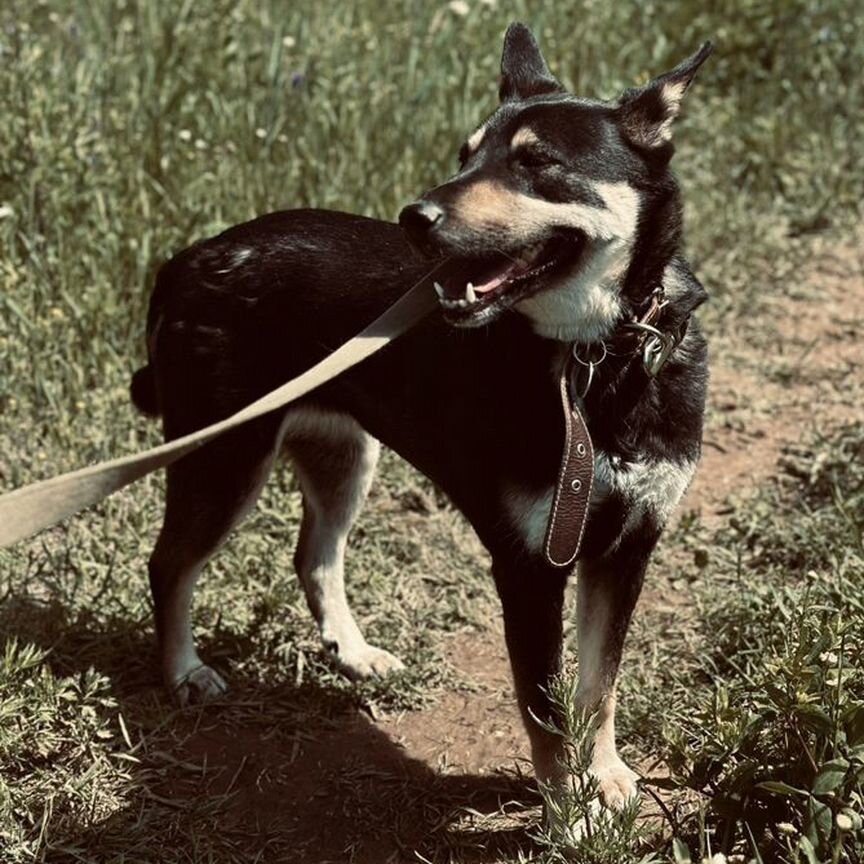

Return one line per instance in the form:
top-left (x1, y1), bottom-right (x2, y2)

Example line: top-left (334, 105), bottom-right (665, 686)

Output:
top-left (131, 210), bottom-right (429, 432)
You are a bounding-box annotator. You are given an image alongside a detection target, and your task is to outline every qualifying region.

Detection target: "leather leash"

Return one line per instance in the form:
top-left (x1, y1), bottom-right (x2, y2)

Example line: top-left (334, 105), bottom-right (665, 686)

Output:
top-left (543, 360), bottom-right (595, 569)
top-left (1, 267), bottom-right (686, 568)
top-left (0, 269), bottom-right (441, 549)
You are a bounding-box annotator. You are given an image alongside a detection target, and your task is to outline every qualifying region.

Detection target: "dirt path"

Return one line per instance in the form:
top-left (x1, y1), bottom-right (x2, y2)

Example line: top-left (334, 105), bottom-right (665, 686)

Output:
top-left (690, 234), bottom-right (864, 524)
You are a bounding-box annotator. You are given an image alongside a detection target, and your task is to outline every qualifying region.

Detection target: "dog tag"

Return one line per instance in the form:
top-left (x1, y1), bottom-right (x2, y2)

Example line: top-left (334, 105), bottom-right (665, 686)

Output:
top-left (543, 366), bottom-right (594, 568)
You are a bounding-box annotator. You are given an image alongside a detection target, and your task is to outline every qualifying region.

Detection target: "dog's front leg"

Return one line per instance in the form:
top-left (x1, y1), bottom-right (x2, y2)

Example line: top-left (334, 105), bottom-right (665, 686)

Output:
top-left (492, 556), bottom-right (569, 784)
top-left (493, 539), bottom-right (654, 810)
top-left (575, 539), bottom-right (655, 808)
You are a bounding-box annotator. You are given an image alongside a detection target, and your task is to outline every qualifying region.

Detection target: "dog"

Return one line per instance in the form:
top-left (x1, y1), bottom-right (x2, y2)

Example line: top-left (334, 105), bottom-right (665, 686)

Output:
top-left (130, 23), bottom-right (710, 810)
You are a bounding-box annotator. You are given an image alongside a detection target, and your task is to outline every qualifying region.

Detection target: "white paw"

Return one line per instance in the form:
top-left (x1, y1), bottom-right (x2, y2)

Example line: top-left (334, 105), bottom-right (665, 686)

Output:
top-left (171, 664), bottom-right (228, 706)
top-left (590, 758), bottom-right (640, 809)
top-left (330, 642), bottom-right (405, 681)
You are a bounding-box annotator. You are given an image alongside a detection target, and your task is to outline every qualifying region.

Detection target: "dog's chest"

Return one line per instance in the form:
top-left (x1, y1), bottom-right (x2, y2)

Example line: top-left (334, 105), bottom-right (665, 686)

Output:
top-left (505, 450), bottom-right (697, 556)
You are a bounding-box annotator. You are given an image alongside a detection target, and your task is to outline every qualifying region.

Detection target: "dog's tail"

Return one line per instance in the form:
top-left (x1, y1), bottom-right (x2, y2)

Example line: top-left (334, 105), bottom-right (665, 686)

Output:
top-left (130, 365), bottom-right (160, 417)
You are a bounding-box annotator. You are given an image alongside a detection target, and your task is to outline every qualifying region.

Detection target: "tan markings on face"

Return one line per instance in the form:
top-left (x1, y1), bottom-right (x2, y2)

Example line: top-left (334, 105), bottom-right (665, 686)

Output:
top-left (453, 180), bottom-right (523, 230)
top-left (466, 125), bottom-right (486, 152)
top-left (454, 179), bottom-right (640, 244)
top-left (510, 126), bottom-right (541, 151)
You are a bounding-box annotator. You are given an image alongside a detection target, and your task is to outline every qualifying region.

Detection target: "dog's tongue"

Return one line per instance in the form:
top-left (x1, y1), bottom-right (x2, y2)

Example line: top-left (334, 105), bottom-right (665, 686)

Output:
top-left (442, 255), bottom-right (527, 299)
top-left (473, 259), bottom-right (524, 294)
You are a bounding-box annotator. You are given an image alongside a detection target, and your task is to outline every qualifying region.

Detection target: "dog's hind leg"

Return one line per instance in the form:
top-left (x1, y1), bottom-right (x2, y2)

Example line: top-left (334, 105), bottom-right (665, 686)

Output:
top-left (148, 417), bottom-right (285, 705)
top-left (574, 539), bottom-right (655, 808)
top-left (287, 413), bottom-right (403, 680)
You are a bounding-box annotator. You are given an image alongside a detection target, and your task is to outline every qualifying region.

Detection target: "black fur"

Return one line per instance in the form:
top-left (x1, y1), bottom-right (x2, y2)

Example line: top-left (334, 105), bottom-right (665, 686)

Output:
top-left (130, 365), bottom-right (159, 416)
top-left (499, 22), bottom-right (564, 102)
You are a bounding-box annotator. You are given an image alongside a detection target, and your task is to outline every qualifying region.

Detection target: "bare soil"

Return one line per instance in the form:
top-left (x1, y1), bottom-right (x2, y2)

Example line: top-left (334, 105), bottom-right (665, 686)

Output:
top-left (167, 235), bottom-right (864, 863)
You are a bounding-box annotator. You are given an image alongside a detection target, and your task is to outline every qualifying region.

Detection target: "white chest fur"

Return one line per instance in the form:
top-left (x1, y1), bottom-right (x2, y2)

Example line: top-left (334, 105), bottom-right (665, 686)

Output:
top-left (504, 451), bottom-right (697, 555)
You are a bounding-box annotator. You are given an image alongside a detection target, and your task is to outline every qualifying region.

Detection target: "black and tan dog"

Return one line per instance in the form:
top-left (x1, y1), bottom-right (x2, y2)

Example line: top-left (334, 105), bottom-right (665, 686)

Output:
top-left (131, 24), bottom-right (711, 809)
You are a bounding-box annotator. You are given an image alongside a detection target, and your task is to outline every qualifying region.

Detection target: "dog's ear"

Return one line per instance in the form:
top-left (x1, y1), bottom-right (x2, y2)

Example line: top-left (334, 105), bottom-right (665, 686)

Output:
top-left (499, 22), bottom-right (564, 102)
top-left (616, 42), bottom-right (713, 150)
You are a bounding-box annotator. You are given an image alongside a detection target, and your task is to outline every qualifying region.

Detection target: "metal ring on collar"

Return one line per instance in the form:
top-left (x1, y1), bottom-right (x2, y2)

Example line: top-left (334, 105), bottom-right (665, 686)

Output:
top-left (624, 321), bottom-right (677, 376)
top-left (572, 340), bottom-right (608, 367)
top-left (571, 341), bottom-right (607, 399)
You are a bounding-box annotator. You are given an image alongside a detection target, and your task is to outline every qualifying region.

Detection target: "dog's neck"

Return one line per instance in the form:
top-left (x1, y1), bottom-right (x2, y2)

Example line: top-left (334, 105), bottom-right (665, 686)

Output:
top-left (515, 237), bottom-right (632, 343)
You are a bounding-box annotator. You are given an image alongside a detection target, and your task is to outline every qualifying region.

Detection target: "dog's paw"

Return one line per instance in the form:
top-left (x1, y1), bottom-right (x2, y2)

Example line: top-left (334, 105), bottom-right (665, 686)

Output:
top-left (332, 643), bottom-right (405, 681)
top-left (172, 664), bottom-right (228, 706)
top-left (590, 758), bottom-right (640, 809)
top-left (541, 763), bottom-right (640, 849)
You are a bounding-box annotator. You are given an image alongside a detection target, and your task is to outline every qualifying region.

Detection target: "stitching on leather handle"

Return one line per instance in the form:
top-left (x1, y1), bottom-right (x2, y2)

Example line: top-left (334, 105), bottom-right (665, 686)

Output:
top-left (544, 371), bottom-right (575, 567)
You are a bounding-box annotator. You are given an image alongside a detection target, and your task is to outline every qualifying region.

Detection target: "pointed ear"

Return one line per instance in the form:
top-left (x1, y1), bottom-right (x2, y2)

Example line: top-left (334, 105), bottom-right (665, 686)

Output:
top-left (617, 42), bottom-right (713, 150)
top-left (499, 22), bottom-right (564, 102)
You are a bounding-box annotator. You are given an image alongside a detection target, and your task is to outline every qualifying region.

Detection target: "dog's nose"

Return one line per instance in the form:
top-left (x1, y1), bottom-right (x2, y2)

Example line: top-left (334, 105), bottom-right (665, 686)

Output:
top-left (399, 200), bottom-right (444, 242)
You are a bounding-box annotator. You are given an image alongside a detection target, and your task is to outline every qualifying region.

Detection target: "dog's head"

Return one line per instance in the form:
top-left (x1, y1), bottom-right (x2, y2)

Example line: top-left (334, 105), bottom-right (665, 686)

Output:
top-left (400, 23), bottom-right (712, 341)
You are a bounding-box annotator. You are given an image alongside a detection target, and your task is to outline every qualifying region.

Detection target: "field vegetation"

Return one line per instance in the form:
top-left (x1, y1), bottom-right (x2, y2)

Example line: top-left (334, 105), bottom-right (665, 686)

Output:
top-left (0, 1), bottom-right (862, 861)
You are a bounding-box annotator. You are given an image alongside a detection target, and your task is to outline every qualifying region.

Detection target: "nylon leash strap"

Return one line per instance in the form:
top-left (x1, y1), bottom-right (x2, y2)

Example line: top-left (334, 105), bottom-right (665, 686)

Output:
top-left (0, 274), bottom-right (440, 548)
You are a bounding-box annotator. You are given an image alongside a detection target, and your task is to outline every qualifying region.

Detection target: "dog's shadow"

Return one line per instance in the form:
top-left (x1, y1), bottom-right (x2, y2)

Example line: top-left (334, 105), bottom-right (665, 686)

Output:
top-left (1, 594), bottom-right (540, 863)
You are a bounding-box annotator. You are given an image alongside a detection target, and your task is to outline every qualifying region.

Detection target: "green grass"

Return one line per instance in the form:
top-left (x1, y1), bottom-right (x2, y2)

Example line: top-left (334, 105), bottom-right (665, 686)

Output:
top-left (1, 0), bottom-right (863, 861)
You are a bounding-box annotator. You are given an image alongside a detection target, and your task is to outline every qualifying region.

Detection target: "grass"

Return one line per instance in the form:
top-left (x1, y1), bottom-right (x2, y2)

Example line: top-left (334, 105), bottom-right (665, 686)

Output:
top-left (1, 0), bottom-right (863, 861)
top-left (617, 424), bottom-right (864, 863)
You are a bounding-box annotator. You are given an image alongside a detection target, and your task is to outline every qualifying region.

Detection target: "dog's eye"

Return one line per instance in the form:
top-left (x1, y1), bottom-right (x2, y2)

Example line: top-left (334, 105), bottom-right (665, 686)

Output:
top-left (514, 148), bottom-right (558, 169)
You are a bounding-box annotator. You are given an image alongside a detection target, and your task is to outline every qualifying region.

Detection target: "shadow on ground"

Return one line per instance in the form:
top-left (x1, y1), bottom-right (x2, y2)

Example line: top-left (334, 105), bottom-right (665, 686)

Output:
top-left (1, 594), bottom-right (540, 863)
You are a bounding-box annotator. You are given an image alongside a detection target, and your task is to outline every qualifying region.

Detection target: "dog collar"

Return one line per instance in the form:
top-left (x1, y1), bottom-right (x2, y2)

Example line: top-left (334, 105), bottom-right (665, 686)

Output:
top-left (569, 286), bottom-right (687, 398)
top-left (620, 286), bottom-right (684, 376)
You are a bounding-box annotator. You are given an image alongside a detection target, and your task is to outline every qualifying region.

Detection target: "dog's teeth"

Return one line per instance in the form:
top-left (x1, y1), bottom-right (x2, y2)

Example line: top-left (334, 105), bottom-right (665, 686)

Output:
top-left (434, 281), bottom-right (445, 299)
top-left (466, 283), bottom-right (477, 303)
top-left (440, 295), bottom-right (472, 310)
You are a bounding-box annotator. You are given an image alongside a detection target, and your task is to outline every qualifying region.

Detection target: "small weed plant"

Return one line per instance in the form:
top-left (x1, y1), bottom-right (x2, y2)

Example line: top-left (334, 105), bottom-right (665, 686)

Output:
top-left (531, 674), bottom-right (657, 864)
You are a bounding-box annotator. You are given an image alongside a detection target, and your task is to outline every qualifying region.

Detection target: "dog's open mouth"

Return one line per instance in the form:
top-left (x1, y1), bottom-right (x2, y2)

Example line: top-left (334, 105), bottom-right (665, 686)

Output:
top-left (433, 233), bottom-right (585, 326)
